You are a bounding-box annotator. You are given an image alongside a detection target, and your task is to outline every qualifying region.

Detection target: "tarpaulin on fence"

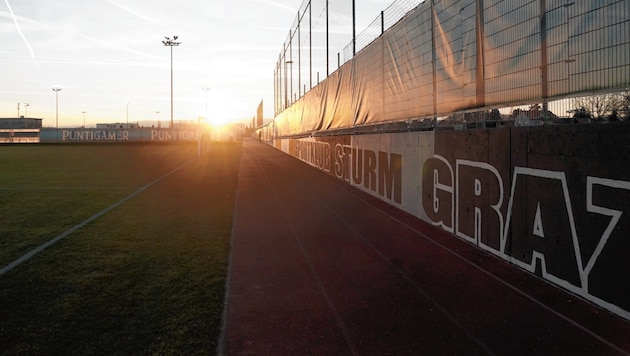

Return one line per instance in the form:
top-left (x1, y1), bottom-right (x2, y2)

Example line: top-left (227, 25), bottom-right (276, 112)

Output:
top-left (272, 0), bottom-right (630, 137)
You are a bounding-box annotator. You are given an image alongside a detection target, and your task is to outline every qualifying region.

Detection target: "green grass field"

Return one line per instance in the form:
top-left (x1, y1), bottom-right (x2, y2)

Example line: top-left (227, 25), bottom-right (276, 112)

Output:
top-left (0, 142), bottom-right (241, 354)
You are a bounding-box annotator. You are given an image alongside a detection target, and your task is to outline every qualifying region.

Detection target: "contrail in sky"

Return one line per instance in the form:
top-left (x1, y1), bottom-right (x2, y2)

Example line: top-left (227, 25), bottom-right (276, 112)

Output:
top-left (258, 0), bottom-right (296, 13)
top-left (4, 0), bottom-right (40, 70)
top-left (104, 0), bottom-right (158, 24)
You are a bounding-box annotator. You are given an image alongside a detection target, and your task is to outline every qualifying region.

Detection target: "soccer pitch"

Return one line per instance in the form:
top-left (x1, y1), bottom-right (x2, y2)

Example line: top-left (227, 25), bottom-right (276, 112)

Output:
top-left (0, 142), bottom-right (241, 353)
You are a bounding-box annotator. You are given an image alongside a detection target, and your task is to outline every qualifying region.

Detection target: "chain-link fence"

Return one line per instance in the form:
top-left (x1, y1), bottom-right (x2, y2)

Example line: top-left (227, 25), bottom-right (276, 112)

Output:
top-left (343, 0), bottom-right (421, 62)
top-left (274, 0), bottom-right (422, 116)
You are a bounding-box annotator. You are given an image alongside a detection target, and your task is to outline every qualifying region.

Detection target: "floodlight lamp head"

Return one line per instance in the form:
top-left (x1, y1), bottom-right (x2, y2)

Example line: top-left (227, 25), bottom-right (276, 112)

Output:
top-left (162, 35), bottom-right (181, 46)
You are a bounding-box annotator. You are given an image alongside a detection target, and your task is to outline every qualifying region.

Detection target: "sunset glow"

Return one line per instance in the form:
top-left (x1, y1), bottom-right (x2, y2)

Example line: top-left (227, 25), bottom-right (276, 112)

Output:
top-left (1, 1), bottom-right (389, 128)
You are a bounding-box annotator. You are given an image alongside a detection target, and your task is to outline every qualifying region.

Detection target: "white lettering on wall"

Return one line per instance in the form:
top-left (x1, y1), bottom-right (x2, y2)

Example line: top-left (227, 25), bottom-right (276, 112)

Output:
top-left (422, 156), bottom-right (630, 320)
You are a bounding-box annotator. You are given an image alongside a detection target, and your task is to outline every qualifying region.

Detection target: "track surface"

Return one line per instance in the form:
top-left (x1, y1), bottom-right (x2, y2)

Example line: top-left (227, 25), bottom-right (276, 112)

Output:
top-left (220, 138), bottom-right (630, 355)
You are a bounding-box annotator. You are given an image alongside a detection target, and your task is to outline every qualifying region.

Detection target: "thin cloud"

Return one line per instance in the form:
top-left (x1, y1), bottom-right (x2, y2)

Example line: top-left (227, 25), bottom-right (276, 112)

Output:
top-left (206, 43), bottom-right (280, 52)
top-left (103, 0), bottom-right (159, 25)
top-left (3, 0), bottom-right (40, 71)
top-left (255, 0), bottom-right (298, 13)
top-left (76, 33), bottom-right (164, 62)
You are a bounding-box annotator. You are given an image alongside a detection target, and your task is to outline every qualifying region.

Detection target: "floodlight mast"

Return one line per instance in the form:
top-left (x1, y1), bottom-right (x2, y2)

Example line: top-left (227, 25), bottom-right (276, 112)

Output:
top-left (52, 86), bottom-right (63, 140)
top-left (162, 35), bottom-right (181, 130)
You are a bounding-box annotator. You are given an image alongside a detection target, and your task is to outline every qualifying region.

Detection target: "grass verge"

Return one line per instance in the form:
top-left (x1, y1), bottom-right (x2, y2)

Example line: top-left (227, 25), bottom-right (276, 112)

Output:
top-left (0, 142), bottom-right (241, 354)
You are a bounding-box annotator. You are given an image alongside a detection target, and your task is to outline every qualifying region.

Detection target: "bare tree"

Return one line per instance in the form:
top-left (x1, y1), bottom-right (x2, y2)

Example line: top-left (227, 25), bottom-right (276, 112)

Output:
top-left (573, 93), bottom-right (627, 121)
top-left (623, 89), bottom-right (630, 120)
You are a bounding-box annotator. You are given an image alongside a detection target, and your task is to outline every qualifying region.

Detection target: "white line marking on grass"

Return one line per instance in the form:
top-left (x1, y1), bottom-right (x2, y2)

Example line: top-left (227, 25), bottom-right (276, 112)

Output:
top-left (0, 160), bottom-right (195, 277)
top-left (0, 187), bottom-right (133, 191)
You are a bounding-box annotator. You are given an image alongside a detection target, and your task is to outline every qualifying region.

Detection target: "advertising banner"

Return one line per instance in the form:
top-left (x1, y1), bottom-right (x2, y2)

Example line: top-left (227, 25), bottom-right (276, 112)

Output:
top-left (278, 123), bottom-right (630, 321)
top-left (40, 128), bottom-right (201, 143)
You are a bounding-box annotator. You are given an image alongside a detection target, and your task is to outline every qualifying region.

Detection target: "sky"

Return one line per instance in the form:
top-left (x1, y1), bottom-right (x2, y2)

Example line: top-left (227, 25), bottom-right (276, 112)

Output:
top-left (0, 0), bottom-right (392, 128)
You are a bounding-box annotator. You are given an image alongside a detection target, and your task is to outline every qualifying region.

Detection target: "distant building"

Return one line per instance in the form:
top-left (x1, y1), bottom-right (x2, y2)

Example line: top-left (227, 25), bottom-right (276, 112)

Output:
top-left (0, 118), bottom-right (42, 143)
top-left (514, 113), bottom-right (544, 127)
top-left (512, 106), bottom-right (559, 126)
top-left (96, 123), bottom-right (139, 129)
top-left (0, 118), bottom-right (43, 129)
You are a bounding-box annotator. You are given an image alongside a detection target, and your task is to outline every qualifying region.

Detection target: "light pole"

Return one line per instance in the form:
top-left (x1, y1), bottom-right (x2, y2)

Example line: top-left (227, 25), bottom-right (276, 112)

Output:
top-left (82, 111), bottom-right (87, 128)
top-left (202, 87), bottom-right (210, 124)
top-left (288, 60), bottom-right (294, 104)
top-left (52, 86), bottom-right (62, 140)
top-left (162, 35), bottom-right (181, 129)
top-left (284, 60), bottom-right (293, 109)
top-left (23, 102), bottom-right (29, 128)
top-left (126, 102), bottom-right (129, 125)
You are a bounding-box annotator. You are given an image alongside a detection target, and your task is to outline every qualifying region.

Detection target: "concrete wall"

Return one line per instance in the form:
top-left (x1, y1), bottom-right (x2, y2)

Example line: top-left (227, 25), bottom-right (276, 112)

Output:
top-left (273, 123), bottom-right (630, 321)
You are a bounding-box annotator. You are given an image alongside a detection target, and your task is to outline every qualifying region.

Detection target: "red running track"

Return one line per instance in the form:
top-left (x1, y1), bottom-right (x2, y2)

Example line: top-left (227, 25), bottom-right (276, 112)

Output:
top-left (219, 138), bottom-right (630, 355)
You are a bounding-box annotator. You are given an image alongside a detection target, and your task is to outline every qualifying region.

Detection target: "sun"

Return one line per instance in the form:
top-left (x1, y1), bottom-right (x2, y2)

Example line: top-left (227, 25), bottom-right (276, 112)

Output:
top-left (208, 116), bottom-right (230, 126)
top-left (196, 107), bottom-right (233, 127)
top-left (198, 116), bottom-right (228, 130)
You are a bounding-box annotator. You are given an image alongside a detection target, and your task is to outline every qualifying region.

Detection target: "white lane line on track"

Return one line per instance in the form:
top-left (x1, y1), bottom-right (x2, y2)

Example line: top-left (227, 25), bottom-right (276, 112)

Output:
top-left (312, 187), bottom-right (498, 354)
top-left (252, 148), bottom-right (360, 356)
top-left (0, 159), bottom-right (195, 278)
top-left (276, 161), bottom-right (494, 355)
top-left (335, 181), bottom-right (630, 356)
top-left (272, 150), bottom-right (628, 355)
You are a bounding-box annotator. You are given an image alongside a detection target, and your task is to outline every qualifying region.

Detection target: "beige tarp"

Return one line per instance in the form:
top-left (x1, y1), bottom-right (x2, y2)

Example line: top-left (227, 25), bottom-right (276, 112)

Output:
top-left (273, 0), bottom-right (630, 137)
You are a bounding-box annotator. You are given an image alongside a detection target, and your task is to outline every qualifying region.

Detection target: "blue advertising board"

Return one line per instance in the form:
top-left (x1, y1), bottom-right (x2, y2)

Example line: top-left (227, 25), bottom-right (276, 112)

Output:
top-left (40, 128), bottom-right (201, 143)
